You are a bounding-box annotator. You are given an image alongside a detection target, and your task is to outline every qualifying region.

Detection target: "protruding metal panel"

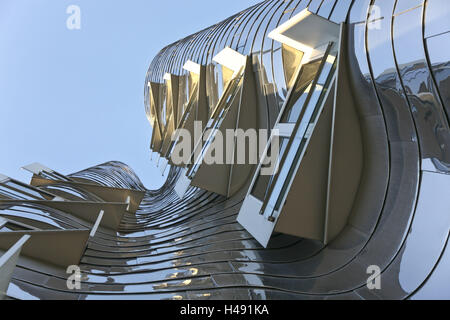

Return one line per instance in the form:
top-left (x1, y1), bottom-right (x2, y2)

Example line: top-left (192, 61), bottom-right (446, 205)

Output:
top-left (29, 176), bottom-right (145, 213)
top-left (0, 235), bottom-right (30, 300)
top-left (0, 230), bottom-right (89, 267)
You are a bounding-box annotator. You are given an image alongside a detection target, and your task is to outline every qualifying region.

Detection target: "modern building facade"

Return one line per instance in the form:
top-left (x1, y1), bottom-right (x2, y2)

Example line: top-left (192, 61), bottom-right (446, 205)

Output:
top-left (1, 0), bottom-right (450, 299)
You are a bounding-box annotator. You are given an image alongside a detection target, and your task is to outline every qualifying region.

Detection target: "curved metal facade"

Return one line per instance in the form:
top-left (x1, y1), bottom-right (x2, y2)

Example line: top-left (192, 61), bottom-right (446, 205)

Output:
top-left (1, 0), bottom-right (449, 300)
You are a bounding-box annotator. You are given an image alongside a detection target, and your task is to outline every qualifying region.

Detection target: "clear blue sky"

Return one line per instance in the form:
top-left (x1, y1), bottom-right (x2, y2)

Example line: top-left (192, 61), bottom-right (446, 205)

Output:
top-left (0, 0), bottom-right (258, 189)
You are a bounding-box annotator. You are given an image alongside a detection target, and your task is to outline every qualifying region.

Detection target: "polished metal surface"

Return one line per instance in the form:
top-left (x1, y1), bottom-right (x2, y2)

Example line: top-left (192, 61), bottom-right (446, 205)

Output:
top-left (1, 0), bottom-right (449, 300)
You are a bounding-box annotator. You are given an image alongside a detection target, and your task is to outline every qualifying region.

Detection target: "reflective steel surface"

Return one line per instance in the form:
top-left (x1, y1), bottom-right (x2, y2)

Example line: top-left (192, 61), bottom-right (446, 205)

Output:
top-left (2, 0), bottom-right (450, 300)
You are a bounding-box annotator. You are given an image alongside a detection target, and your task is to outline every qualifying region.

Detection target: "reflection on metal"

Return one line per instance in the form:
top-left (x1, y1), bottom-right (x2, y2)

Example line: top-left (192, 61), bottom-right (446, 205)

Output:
top-left (3, 0), bottom-right (450, 300)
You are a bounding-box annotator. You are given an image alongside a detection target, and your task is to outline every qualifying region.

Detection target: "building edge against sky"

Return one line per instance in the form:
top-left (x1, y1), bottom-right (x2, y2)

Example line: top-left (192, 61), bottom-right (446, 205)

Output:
top-left (0, 0), bottom-right (450, 299)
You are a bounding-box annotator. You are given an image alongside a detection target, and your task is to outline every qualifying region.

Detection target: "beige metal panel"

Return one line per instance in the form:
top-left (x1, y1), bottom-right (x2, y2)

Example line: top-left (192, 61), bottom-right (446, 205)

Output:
top-left (190, 164), bottom-right (231, 197)
top-left (0, 200), bottom-right (127, 231)
top-left (168, 74), bottom-right (180, 127)
top-left (148, 82), bottom-right (161, 128)
top-left (166, 67), bottom-right (206, 165)
top-left (252, 58), bottom-right (270, 132)
top-left (196, 65), bottom-right (209, 130)
top-left (160, 112), bottom-right (175, 157)
top-left (69, 176), bottom-right (101, 185)
top-left (237, 18), bottom-right (344, 247)
top-left (189, 88), bottom-right (240, 196)
top-left (190, 50), bottom-right (259, 197)
top-left (0, 235), bottom-right (30, 300)
top-left (274, 82), bottom-right (334, 240)
top-left (151, 117), bottom-right (164, 153)
top-left (172, 64), bottom-right (208, 159)
top-left (227, 56), bottom-right (259, 197)
top-left (161, 74), bottom-right (180, 157)
top-left (176, 75), bottom-right (188, 128)
top-left (0, 230), bottom-right (89, 267)
top-left (176, 103), bottom-right (197, 167)
top-left (222, 65), bottom-right (235, 89)
top-left (158, 82), bottom-right (168, 133)
top-left (324, 24), bottom-right (363, 244)
top-left (205, 64), bottom-right (221, 112)
top-left (29, 176), bottom-right (145, 213)
top-left (149, 82), bottom-right (164, 152)
top-left (275, 24), bottom-right (359, 244)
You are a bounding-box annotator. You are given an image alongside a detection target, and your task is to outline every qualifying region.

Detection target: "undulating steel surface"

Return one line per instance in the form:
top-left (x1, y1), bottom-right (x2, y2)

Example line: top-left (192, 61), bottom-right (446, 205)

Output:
top-left (1, 0), bottom-right (450, 300)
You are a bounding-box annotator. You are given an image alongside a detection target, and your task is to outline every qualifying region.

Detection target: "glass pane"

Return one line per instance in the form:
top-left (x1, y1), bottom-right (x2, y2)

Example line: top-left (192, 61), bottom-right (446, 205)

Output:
top-left (187, 73), bottom-right (244, 178)
top-left (280, 50), bottom-right (336, 124)
top-left (168, 81), bottom-right (200, 157)
top-left (281, 44), bottom-right (304, 91)
top-left (177, 74), bottom-right (188, 126)
top-left (161, 85), bottom-right (167, 127)
top-left (280, 60), bottom-right (322, 123)
top-left (251, 136), bottom-right (290, 202)
top-left (262, 52), bottom-right (337, 219)
top-left (206, 63), bottom-right (224, 114)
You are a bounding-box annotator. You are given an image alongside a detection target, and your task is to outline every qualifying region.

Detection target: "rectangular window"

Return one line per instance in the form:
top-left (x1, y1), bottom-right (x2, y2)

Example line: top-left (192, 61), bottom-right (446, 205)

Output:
top-left (187, 70), bottom-right (244, 178)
